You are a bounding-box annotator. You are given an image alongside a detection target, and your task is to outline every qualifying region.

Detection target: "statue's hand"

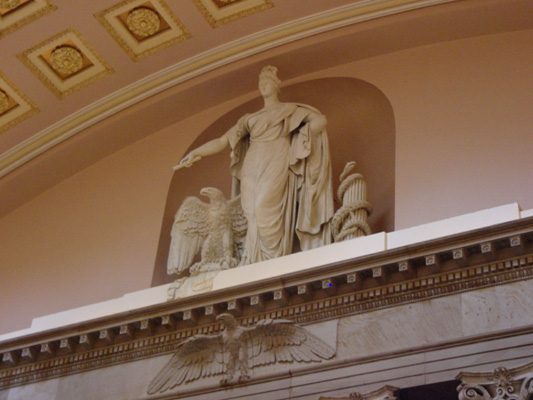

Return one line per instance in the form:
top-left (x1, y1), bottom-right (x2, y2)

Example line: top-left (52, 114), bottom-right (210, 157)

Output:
top-left (173, 153), bottom-right (202, 171)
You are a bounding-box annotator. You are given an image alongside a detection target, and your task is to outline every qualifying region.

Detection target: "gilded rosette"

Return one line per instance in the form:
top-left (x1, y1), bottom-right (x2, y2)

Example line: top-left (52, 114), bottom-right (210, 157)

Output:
top-left (50, 46), bottom-right (84, 75)
top-left (95, 0), bottom-right (190, 61)
top-left (18, 28), bottom-right (113, 99)
top-left (126, 7), bottom-right (161, 37)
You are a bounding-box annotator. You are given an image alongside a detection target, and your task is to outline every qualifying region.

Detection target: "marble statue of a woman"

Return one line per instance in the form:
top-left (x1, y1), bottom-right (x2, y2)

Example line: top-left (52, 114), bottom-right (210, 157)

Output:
top-left (176, 66), bottom-right (334, 265)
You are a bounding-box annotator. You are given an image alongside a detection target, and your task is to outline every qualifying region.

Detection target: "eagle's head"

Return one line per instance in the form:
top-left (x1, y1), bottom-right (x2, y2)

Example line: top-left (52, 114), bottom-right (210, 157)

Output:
top-left (199, 187), bottom-right (225, 203)
top-left (216, 313), bottom-right (238, 329)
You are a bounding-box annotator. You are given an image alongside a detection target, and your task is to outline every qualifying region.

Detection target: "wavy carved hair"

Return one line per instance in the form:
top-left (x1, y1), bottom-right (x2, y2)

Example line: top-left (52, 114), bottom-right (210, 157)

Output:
top-left (259, 65), bottom-right (281, 93)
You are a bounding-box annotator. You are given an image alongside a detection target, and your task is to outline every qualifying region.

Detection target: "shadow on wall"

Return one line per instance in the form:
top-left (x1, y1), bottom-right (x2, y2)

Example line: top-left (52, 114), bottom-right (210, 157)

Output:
top-left (151, 77), bottom-right (396, 287)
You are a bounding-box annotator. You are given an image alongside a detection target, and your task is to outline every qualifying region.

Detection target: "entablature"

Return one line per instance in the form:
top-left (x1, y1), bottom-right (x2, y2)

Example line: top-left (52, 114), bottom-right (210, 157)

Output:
top-left (1, 216), bottom-right (533, 390)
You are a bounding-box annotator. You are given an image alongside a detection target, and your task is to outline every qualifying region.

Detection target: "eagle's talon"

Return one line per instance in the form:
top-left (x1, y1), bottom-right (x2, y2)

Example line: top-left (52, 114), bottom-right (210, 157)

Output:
top-left (220, 375), bottom-right (233, 386)
top-left (238, 374), bottom-right (251, 383)
top-left (221, 257), bottom-right (238, 269)
top-left (189, 262), bottom-right (203, 276)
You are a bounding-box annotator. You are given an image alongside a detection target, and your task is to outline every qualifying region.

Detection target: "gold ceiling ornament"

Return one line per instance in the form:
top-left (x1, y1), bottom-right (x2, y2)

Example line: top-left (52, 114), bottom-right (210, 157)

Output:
top-left (126, 7), bottom-right (161, 37)
top-left (0, 90), bottom-right (9, 114)
top-left (95, 0), bottom-right (190, 62)
top-left (0, 0), bottom-right (21, 8)
top-left (49, 45), bottom-right (84, 75)
top-left (18, 28), bottom-right (113, 99)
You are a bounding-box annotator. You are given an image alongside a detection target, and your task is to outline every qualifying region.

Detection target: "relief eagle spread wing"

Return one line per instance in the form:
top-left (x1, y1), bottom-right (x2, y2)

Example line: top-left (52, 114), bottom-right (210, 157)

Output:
top-left (167, 187), bottom-right (247, 276)
top-left (147, 314), bottom-right (336, 394)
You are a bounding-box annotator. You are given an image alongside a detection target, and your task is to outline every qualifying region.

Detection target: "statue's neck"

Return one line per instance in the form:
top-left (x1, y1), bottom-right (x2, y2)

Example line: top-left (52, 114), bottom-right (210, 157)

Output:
top-left (263, 94), bottom-right (280, 108)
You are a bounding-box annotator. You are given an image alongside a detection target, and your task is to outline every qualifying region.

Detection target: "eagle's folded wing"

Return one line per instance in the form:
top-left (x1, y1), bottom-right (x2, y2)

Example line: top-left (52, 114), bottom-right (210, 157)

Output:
top-left (167, 196), bottom-right (210, 275)
top-left (242, 319), bottom-right (335, 369)
top-left (228, 195), bottom-right (247, 259)
top-left (147, 334), bottom-right (225, 394)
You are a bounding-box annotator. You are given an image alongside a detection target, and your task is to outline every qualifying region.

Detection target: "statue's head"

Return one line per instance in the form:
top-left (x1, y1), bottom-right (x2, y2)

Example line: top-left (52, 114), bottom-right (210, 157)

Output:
top-left (259, 65), bottom-right (281, 96)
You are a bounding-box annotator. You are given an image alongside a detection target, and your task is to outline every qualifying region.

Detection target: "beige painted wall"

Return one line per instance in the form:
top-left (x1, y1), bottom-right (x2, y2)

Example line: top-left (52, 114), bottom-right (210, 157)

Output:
top-left (1, 29), bottom-right (532, 335)
top-left (352, 29), bottom-right (533, 228)
top-left (0, 99), bottom-right (249, 334)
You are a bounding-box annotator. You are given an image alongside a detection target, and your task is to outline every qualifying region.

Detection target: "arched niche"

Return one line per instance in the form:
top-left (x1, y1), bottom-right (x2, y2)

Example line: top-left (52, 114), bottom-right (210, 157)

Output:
top-left (151, 77), bottom-right (395, 286)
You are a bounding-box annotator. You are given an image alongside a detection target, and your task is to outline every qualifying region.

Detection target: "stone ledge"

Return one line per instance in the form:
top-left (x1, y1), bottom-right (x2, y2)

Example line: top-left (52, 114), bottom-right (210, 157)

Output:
top-left (0, 203), bottom-right (527, 343)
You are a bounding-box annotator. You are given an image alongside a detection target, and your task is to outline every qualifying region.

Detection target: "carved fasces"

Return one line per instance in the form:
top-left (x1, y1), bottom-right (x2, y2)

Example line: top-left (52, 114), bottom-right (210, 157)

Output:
top-left (147, 314), bottom-right (335, 394)
top-left (332, 161), bottom-right (372, 242)
top-left (457, 362), bottom-right (533, 400)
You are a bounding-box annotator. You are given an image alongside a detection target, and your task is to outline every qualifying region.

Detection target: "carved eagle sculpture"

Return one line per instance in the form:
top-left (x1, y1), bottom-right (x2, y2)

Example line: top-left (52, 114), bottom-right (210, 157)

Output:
top-left (147, 314), bottom-right (336, 394)
top-left (167, 187), bottom-right (247, 276)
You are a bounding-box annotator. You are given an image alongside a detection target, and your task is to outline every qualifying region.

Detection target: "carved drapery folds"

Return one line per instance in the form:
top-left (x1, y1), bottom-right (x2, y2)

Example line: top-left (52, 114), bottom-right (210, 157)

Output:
top-left (457, 362), bottom-right (533, 400)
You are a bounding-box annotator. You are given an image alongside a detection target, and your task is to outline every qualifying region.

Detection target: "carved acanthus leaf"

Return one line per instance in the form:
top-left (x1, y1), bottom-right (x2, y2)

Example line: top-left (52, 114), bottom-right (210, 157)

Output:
top-left (458, 384), bottom-right (492, 400)
top-left (458, 362), bottom-right (533, 400)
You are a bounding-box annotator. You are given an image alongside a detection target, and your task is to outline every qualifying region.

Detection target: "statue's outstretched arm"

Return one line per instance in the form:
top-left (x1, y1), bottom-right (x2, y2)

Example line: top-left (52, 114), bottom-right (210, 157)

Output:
top-left (173, 133), bottom-right (230, 170)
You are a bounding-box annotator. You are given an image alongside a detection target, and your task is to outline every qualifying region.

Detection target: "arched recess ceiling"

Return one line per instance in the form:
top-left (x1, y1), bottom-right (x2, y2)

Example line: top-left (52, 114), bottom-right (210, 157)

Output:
top-left (0, 0), bottom-right (531, 218)
top-left (152, 77), bottom-right (395, 286)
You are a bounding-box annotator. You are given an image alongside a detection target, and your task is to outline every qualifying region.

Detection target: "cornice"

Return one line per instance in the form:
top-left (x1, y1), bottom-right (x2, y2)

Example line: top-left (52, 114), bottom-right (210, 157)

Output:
top-left (0, 0), bottom-right (458, 178)
top-left (1, 216), bottom-right (532, 390)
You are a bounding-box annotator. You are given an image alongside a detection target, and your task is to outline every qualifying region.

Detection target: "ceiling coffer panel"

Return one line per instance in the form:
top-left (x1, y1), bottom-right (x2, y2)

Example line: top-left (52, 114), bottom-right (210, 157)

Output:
top-left (0, 70), bottom-right (38, 133)
top-left (17, 28), bottom-right (114, 99)
top-left (0, 0), bottom-right (56, 39)
top-left (95, 0), bottom-right (191, 62)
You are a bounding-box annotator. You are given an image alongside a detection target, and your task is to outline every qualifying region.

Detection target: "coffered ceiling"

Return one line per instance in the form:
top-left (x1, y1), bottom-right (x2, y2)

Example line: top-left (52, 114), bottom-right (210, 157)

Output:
top-left (0, 0), bottom-right (355, 152)
top-left (0, 0), bottom-right (532, 217)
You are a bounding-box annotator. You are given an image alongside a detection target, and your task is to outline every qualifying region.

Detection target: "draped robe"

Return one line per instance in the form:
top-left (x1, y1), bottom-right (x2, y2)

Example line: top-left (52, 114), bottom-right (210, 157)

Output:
top-left (227, 103), bottom-right (334, 265)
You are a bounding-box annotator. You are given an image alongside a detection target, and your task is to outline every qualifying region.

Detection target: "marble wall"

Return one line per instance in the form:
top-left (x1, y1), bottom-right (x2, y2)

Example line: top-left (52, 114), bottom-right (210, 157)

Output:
top-left (2, 279), bottom-right (532, 399)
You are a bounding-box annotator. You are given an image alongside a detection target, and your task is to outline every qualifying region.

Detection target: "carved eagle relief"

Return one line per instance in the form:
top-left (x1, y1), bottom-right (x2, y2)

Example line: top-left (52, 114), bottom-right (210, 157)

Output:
top-left (167, 187), bottom-right (247, 276)
top-left (147, 314), bottom-right (336, 394)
